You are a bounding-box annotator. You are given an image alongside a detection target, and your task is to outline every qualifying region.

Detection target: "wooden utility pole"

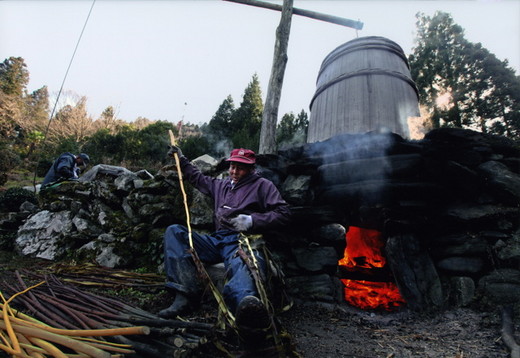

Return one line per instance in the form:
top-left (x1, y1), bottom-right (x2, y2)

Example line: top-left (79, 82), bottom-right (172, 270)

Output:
top-left (223, 0), bottom-right (363, 154)
top-left (259, 0), bottom-right (293, 155)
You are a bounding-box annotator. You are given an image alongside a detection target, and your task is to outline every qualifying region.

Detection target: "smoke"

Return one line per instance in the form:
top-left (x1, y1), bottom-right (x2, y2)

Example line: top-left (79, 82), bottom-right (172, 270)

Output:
top-left (305, 130), bottom-right (395, 165)
top-left (407, 105), bottom-right (434, 140)
top-left (304, 130), bottom-right (402, 208)
top-left (277, 127), bottom-right (308, 151)
top-left (213, 138), bottom-right (233, 159)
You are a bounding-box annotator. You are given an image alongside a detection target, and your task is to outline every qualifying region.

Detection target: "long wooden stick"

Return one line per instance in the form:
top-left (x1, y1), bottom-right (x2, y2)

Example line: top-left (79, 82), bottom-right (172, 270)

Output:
top-left (167, 130), bottom-right (236, 328)
top-left (223, 0), bottom-right (363, 30)
top-left (168, 130), bottom-right (194, 248)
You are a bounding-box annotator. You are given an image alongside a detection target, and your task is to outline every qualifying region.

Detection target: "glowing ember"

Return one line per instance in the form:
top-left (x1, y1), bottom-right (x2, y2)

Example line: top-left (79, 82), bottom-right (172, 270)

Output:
top-left (341, 279), bottom-right (405, 311)
top-left (339, 226), bottom-right (405, 310)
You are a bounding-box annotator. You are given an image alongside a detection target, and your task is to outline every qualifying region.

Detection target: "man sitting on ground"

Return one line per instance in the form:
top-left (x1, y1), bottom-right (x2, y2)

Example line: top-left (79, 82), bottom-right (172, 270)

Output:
top-left (160, 147), bottom-right (291, 347)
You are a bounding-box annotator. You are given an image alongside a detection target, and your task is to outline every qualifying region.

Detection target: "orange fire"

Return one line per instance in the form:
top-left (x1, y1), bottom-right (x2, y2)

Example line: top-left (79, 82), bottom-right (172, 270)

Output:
top-left (339, 226), bottom-right (405, 310)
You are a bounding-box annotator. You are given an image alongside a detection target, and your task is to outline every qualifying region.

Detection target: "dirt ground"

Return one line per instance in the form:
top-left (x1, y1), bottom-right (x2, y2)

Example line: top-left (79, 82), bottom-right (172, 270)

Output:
top-left (278, 300), bottom-right (510, 358)
top-left (0, 251), bottom-right (514, 358)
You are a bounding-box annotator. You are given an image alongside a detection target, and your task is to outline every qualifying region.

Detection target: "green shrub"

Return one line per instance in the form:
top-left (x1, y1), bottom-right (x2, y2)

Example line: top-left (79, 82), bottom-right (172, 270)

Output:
top-left (0, 187), bottom-right (37, 212)
top-left (37, 158), bottom-right (53, 177)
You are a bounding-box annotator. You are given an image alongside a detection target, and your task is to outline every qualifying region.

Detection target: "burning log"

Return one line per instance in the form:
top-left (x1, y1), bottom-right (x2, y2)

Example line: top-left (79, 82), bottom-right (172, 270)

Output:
top-left (338, 226), bottom-right (406, 311)
top-left (337, 265), bottom-right (393, 282)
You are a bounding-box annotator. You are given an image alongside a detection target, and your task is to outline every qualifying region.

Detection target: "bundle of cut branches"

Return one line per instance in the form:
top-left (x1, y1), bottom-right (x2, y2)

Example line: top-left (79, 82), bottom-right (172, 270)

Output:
top-left (35, 263), bottom-right (164, 290)
top-left (1, 281), bottom-right (146, 357)
top-left (1, 271), bottom-right (218, 357)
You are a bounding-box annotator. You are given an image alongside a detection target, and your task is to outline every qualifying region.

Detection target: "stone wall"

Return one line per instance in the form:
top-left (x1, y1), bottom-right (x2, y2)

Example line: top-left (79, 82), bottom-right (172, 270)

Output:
top-left (4, 128), bottom-right (520, 311)
top-left (275, 127), bottom-right (520, 310)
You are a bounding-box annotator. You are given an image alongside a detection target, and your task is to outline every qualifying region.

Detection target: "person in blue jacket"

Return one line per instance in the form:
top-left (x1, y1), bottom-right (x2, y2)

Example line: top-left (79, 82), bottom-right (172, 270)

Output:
top-left (42, 152), bottom-right (90, 186)
top-left (160, 146), bottom-right (290, 341)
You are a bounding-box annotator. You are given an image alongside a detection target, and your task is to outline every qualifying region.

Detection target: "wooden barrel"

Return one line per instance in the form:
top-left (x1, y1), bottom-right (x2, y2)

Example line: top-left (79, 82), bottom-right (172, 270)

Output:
top-left (307, 36), bottom-right (419, 142)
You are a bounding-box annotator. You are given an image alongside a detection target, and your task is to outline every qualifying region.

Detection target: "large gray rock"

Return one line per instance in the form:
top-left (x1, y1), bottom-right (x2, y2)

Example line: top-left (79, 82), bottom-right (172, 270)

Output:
top-left (449, 276), bottom-right (475, 307)
top-left (16, 210), bottom-right (73, 260)
top-left (189, 190), bottom-right (214, 227)
top-left (286, 274), bottom-right (339, 301)
top-left (192, 154), bottom-right (218, 174)
top-left (78, 235), bottom-right (125, 268)
top-left (478, 269), bottom-right (520, 304)
top-left (436, 256), bottom-right (484, 274)
top-left (292, 246), bottom-right (338, 272)
top-left (494, 231), bottom-right (520, 261)
top-left (282, 175), bottom-right (312, 205)
top-left (114, 173), bottom-right (141, 193)
top-left (80, 164), bottom-right (135, 182)
top-left (478, 160), bottom-right (520, 205)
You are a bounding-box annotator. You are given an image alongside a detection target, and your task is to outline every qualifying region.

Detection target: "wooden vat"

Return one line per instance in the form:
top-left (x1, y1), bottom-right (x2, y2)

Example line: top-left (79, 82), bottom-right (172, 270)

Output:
top-left (307, 36), bottom-right (419, 142)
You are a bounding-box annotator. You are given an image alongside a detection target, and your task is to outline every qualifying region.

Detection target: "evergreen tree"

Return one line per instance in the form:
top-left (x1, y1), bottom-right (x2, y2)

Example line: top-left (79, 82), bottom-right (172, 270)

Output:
top-left (409, 11), bottom-right (520, 139)
top-left (180, 135), bottom-right (211, 160)
top-left (203, 95), bottom-right (235, 157)
top-left (0, 57), bottom-right (49, 160)
top-left (0, 57), bottom-right (30, 138)
top-left (276, 109), bottom-right (308, 148)
top-left (208, 95), bottom-right (235, 139)
top-left (230, 74), bottom-right (264, 151)
top-left (23, 86), bottom-right (49, 128)
top-left (295, 109), bottom-right (309, 138)
top-left (0, 57), bottom-right (29, 97)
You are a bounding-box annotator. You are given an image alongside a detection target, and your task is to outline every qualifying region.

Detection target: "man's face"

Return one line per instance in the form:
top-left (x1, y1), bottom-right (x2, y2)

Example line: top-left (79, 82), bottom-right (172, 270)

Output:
top-left (76, 157), bottom-right (87, 169)
top-left (229, 162), bottom-right (253, 183)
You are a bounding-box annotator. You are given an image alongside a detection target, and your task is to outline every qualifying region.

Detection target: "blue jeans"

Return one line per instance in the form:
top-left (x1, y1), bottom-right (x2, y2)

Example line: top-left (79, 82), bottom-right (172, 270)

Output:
top-left (163, 224), bottom-right (266, 314)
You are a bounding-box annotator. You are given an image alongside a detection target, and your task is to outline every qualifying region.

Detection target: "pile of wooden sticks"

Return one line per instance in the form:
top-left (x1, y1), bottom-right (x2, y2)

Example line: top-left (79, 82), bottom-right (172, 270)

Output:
top-left (1, 271), bottom-right (217, 357)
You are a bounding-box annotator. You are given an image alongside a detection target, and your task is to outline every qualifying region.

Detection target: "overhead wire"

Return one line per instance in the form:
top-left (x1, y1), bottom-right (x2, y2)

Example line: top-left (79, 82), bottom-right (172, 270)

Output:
top-left (32, 0), bottom-right (97, 189)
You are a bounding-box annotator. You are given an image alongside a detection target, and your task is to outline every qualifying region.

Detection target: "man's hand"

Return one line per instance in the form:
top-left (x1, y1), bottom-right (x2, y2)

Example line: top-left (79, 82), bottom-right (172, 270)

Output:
top-left (229, 214), bottom-right (253, 232)
top-left (167, 145), bottom-right (183, 158)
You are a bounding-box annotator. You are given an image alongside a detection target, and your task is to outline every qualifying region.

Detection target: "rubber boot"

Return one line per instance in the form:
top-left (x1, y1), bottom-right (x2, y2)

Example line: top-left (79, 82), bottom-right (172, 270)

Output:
top-left (235, 296), bottom-right (272, 350)
top-left (158, 293), bottom-right (192, 318)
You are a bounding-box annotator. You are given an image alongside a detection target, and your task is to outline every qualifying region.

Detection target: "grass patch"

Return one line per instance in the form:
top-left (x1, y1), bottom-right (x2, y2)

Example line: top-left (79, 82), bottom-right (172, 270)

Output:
top-left (2, 169), bottom-right (43, 190)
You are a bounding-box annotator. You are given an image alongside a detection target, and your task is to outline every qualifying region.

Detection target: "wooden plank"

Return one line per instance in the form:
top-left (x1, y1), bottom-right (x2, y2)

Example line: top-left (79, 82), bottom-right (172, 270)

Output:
top-left (222, 0), bottom-right (363, 30)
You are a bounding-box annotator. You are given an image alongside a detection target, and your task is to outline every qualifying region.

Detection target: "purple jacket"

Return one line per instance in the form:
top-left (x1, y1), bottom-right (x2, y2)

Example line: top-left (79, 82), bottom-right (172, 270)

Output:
top-left (179, 156), bottom-right (291, 233)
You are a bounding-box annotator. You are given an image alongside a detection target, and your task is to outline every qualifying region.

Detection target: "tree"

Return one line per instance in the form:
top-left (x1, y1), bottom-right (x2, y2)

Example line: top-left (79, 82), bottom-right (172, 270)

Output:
top-left (276, 109), bottom-right (308, 148)
top-left (133, 116), bottom-right (153, 130)
top-left (180, 135), bottom-right (211, 160)
top-left (0, 57), bottom-right (29, 97)
top-left (93, 106), bottom-right (123, 134)
top-left (207, 95), bottom-right (235, 139)
top-left (230, 74), bottom-right (264, 151)
top-left (0, 57), bottom-right (50, 160)
top-left (23, 86), bottom-right (49, 128)
top-left (409, 11), bottom-right (520, 139)
top-left (82, 120), bottom-right (178, 169)
top-left (138, 120), bottom-right (177, 165)
top-left (202, 95), bottom-right (236, 157)
top-left (0, 57), bottom-right (30, 138)
top-left (48, 95), bottom-right (94, 145)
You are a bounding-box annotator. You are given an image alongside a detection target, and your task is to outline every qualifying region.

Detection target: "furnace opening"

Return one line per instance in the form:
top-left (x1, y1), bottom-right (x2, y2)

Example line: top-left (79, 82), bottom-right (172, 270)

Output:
top-left (338, 226), bottom-right (405, 311)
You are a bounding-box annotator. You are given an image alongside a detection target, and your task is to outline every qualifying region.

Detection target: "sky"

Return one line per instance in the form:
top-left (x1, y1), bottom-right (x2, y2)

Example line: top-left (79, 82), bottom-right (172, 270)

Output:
top-left (1, 0), bottom-right (519, 126)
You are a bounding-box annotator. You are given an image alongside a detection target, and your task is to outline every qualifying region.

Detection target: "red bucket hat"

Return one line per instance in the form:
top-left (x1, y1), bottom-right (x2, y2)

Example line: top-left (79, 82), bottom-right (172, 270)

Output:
top-left (226, 148), bottom-right (256, 165)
